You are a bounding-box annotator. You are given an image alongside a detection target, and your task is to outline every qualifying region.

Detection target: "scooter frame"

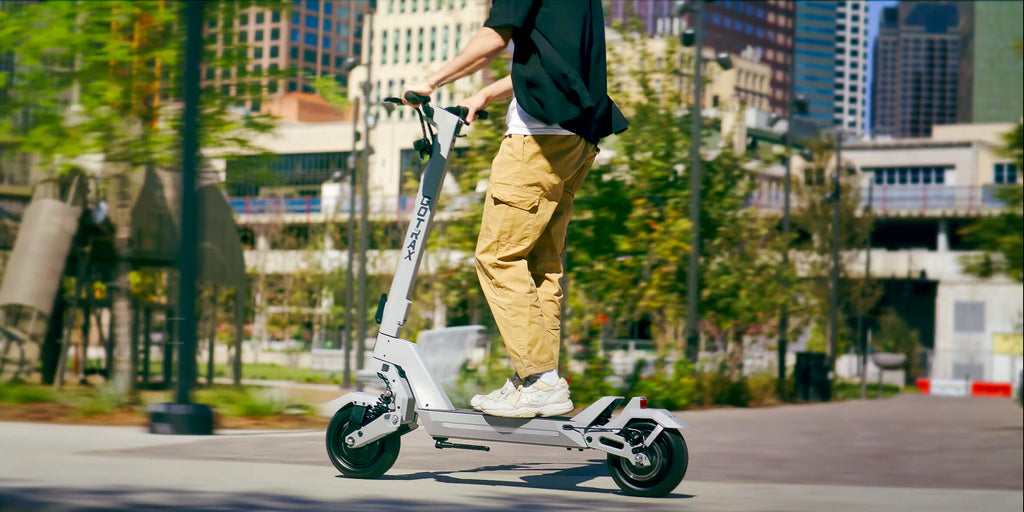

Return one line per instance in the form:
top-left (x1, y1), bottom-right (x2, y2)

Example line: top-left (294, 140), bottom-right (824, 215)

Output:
top-left (326, 97), bottom-right (690, 492)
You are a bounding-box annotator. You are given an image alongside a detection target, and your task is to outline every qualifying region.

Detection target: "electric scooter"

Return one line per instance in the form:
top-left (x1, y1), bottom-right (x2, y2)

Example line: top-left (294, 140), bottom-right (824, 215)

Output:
top-left (325, 93), bottom-right (690, 497)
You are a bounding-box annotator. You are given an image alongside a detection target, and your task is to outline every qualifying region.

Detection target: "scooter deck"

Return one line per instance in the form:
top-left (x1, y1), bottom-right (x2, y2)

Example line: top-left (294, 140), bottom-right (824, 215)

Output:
top-left (416, 407), bottom-right (593, 449)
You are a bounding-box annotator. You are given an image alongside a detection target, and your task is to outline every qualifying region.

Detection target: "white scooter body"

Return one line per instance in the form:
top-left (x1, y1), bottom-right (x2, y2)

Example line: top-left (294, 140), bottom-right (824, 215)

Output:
top-left (326, 98), bottom-right (690, 496)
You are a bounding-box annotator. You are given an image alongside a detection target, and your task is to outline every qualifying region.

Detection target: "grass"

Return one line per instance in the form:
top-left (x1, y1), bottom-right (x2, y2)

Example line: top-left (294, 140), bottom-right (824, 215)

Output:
top-left (0, 382), bottom-right (58, 404)
top-left (832, 380), bottom-right (911, 400)
top-left (212, 363), bottom-right (342, 384)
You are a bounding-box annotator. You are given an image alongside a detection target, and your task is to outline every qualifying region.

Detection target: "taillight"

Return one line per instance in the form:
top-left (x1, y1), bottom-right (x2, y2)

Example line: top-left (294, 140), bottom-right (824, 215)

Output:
top-left (639, 397), bottom-right (647, 409)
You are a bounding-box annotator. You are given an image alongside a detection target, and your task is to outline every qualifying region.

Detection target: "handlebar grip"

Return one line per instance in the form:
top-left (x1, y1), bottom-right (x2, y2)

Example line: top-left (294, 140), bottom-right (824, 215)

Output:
top-left (447, 106), bottom-right (490, 122)
top-left (404, 91), bottom-right (430, 105)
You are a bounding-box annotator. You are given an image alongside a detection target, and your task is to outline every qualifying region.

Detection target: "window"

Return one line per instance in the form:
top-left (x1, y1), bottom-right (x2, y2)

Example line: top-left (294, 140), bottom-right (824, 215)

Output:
top-left (324, 1), bottom-right (332, 15)
top-left (290, 47), bottom-right (299, 59)
top-left (339, 23), bottom-right (349, 36)
top-left (270, 46), bottom-right (279, 58)
top-left (205, 67), bottom-right (216, 80)
top-left (306, 0), bottom-right (318, 10)
top-left (324, 19), bottom-right (332, 32)
top-left (239, 13), bottom-right (249, 26)
top-left (272, 11), bottom-right (281, 23)
top-left (305, 32), bottom-right (316, 45)
top-left (305, 15), bottom-right (317, 29)
top-left (304, 49), bottom-right (316, 63)
top-left (254, 47), bottom-right (263, 59)
top-left (323, 36), bottom-right (331, 49)
top-left (995, 163), bottom-right (1019, 184)
top-left (321, 53), bottom-right (329, 66)
top-left (239, 31), bottom-right (248, 43)
top-left (271, 28), bottom-right (280, 41)
top-left (256, 12), bottom-right (264, 24)
top-left (288, 80), bottom-right (298, 92)
top-left (255, 30), bottom-right (264, 42)
top-left (291, 29), bottom-right (299, 42)
top-left (269, 80), bottom-right (279, 93)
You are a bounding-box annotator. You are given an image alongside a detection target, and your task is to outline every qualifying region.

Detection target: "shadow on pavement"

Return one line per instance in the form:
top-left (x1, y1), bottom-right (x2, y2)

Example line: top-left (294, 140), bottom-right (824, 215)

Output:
top-left (0, 482), bottom-right (688, 511)
top-left (376, 460), bottom-right (694, 499)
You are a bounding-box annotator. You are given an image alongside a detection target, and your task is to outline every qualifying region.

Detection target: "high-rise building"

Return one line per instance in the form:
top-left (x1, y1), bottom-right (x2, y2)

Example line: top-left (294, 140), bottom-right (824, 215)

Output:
top-left (870, 2), bottom-right (961, 138)
top-left (792, 0), bottom-right (868, 134)
top-left (957, 0), bottom-right (1024, 124)
top-left (203, 1), bottom-right (373, 109)
top-left (833, 0), bottom-right (868, 133)
top-left (606, 0), bottom-right (796, 118)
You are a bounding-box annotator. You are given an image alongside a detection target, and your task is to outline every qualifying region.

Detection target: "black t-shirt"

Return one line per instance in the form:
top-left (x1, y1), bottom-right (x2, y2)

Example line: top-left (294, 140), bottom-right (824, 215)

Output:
top-left (484, 0), bottom-right (628, 145)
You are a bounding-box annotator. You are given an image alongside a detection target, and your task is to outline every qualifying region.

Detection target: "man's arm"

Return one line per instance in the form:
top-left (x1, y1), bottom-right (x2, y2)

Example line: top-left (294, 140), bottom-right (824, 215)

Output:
top-left (403, 26), bottom-right (512, 102)
top-left (460, 74), bottom-right (513, 123)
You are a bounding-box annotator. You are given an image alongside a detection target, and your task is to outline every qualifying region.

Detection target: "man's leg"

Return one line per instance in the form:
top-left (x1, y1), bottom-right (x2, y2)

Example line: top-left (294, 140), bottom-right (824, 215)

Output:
top-left (475, 134), bottom-right (595, 378)
top-left (526, 136), bottom-right (597, 368)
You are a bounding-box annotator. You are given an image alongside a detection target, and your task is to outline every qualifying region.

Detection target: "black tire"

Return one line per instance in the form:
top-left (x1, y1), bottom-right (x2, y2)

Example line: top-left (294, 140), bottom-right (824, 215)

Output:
top-left (607, 422), bottom-right (689, 497)
top-left (326, 405), bottom-right (401, 479)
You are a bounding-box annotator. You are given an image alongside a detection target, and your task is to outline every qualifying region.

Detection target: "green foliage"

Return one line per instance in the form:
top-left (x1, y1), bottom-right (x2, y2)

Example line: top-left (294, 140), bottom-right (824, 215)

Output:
top-left (744, 372), bottom-right (780, 406)
top-left (195, 386), bottom-right (289, 416)
top-left (213, 363), bottom-right (340, 384)
top-left (69, 384), bottom-right (131, 416)
top-left (627, 358), bottom-right (699, 410)
top-left (567, 338), bottom-right (619, 406)
top-left (0, 1), bottom-right (289, 171)
top-left (793, 135), bottom-right (882, 357)
top-left (873, 309), bottom-right (920, 354)
top-left (960, 122), bottom-right (1023, 282)
top-left (0, 382), bottom-right (58, 404)
top-left (450, 337), bottom-right (514, 408)
top-left (832, 381), bottom-right (904, 400)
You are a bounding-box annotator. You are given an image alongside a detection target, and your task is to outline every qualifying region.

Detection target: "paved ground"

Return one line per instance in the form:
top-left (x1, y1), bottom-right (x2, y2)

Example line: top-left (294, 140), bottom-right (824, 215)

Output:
top-left (1, 394), bottom-right (1021, 511)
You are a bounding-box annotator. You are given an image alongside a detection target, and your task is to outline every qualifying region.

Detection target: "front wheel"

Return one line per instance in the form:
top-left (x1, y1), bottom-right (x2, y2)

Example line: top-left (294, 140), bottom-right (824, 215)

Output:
top-left (607, 422), bottom-right (689, 497)
top-left (326, 405), bottom-right (401, 479)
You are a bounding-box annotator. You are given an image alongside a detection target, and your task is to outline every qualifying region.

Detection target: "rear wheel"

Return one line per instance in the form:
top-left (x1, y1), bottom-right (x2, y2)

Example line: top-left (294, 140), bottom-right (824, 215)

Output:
top-left (607, 421), bottom-right (688, 497)
top-left (326, 405), bottom-right (401, 479)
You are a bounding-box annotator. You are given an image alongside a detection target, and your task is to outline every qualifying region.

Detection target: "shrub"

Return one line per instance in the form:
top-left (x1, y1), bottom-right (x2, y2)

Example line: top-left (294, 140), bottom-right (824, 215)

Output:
top-left (0, 383), bottom-right (58, 404)
top-left (625, 357), bottom-right (699, 411)
top-left (745, 372), bottom-right (780, 406)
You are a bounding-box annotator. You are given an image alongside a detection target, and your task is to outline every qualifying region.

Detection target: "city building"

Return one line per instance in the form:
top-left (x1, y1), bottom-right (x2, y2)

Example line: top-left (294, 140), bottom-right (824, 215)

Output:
top-left (202, 0), bottom-right (373, 110)
top-left (833, 123), bottom-right (1021, 385)
top-left (870, 1), bottom-right (961, 138)
top-left (791, 0), bottom-right (868, 133)
top-left (956, 0), bottom-right (1024, 125)
top-left (607, 0), bottom-right (796, 118)
top-left (832, 0), bottom-right (868, 134)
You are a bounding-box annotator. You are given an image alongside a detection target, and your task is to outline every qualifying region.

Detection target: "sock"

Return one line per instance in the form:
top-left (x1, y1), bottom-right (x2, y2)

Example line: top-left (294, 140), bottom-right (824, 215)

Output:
top-left (538, 369), bottom-right (559, 386)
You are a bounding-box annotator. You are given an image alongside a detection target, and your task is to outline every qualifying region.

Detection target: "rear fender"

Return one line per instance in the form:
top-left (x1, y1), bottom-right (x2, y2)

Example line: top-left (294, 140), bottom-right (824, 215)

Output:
top-left (604, 397), bottom-right (689, 431)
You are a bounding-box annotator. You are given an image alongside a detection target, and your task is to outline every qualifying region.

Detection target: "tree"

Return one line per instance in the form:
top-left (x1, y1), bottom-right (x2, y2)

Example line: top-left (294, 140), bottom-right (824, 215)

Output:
top-left (793, 135), bottom-right (882, 357)
top-left (960, 122), bottom-right (1023, 283)
top-left (567, 20), bottom-right (692, 356)
top-left (0, 0), bottom-right (289, 397)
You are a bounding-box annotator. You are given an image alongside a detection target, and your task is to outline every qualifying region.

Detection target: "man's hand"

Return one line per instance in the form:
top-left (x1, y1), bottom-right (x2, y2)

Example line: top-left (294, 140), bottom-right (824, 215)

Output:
top-left (402, 80), bottom-right (436, 106)
top-left (459, 91), bottom-right (490, 124)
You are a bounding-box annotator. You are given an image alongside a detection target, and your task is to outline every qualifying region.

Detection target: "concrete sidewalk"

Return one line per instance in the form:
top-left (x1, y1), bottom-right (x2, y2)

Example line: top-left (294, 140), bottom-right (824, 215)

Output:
top-left (1, 394), bottom-right (1021, 511)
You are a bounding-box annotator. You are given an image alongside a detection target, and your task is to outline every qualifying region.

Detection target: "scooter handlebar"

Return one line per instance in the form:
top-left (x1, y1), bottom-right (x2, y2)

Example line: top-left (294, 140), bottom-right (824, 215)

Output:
top-left (383, 95), bottom-right (489, 123)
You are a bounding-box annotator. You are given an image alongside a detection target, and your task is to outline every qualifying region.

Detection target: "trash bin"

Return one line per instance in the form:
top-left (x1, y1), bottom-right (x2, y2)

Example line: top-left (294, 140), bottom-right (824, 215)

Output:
top-left (795, 352), bottom-right (831, 402)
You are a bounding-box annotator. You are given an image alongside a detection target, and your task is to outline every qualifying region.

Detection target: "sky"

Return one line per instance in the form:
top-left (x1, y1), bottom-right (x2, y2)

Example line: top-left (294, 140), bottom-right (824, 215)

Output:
top-left (865, 0), bottom-right (899, 133)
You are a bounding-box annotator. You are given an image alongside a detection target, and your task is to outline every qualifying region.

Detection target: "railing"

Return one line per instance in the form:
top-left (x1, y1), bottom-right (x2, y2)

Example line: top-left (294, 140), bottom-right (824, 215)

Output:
top-left (748, 185), bottom-right (1017, 216)
top-left (230, 193), bottom-right (482, 218)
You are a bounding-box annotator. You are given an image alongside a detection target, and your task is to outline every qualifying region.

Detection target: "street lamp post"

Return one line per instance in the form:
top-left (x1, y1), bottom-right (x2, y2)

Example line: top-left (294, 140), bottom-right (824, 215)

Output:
top-left (679, 1), bottom-right (732, 363)
top-left (828, 129), bottom-right (845, 382)
top-left (344, 95), bottom-right (358, 387)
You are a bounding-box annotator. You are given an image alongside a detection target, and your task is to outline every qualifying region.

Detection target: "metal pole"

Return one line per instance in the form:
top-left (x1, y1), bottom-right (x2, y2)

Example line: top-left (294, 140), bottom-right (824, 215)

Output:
top-left (778, 54), bottom-right (797, 401)
top-left (344, 96), bottom-right (359, 387)
top-left (860, 180), bottom-right (873, 399)
top-left (685, 1), bottom-right (705, 363)
top-left (828, 130), bottom-right (843, 382)
top-left (356, 13), bottom-right (374, 371)
top-left (175, 0), bottom-right (203, 405)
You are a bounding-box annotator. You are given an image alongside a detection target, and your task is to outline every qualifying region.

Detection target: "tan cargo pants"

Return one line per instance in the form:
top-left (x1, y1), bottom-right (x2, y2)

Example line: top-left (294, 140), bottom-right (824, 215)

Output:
top-left (475, 134), bottom-right (597, 378)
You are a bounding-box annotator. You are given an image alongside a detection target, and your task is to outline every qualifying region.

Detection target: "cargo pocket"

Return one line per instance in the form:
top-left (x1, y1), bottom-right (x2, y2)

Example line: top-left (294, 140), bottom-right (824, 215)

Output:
top-left (483, 183), bottom-right (542, 247)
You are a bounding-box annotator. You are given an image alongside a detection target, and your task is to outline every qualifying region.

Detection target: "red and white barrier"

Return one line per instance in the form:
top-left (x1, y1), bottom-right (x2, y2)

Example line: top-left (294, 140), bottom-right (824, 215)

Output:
top-left (916, 378), bottom-right (1014, 398)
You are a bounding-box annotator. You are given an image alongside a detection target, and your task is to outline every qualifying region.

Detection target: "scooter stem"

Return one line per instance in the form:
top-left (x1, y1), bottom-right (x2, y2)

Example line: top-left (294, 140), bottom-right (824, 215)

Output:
top-left (378, 107), bottom-right (464, 338)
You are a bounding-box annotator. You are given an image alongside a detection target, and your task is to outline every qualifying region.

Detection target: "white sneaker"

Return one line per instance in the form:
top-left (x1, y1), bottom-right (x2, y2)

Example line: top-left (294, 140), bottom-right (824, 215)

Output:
top-left (479, 378), bottom-right (573, 418)
top-left (470, 377), bottom-right (519, 410)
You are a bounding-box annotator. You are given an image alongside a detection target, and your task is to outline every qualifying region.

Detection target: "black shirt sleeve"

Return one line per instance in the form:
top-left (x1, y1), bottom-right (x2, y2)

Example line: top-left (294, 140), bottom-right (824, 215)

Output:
top-left (484, 0), bottom-right (537, 31)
